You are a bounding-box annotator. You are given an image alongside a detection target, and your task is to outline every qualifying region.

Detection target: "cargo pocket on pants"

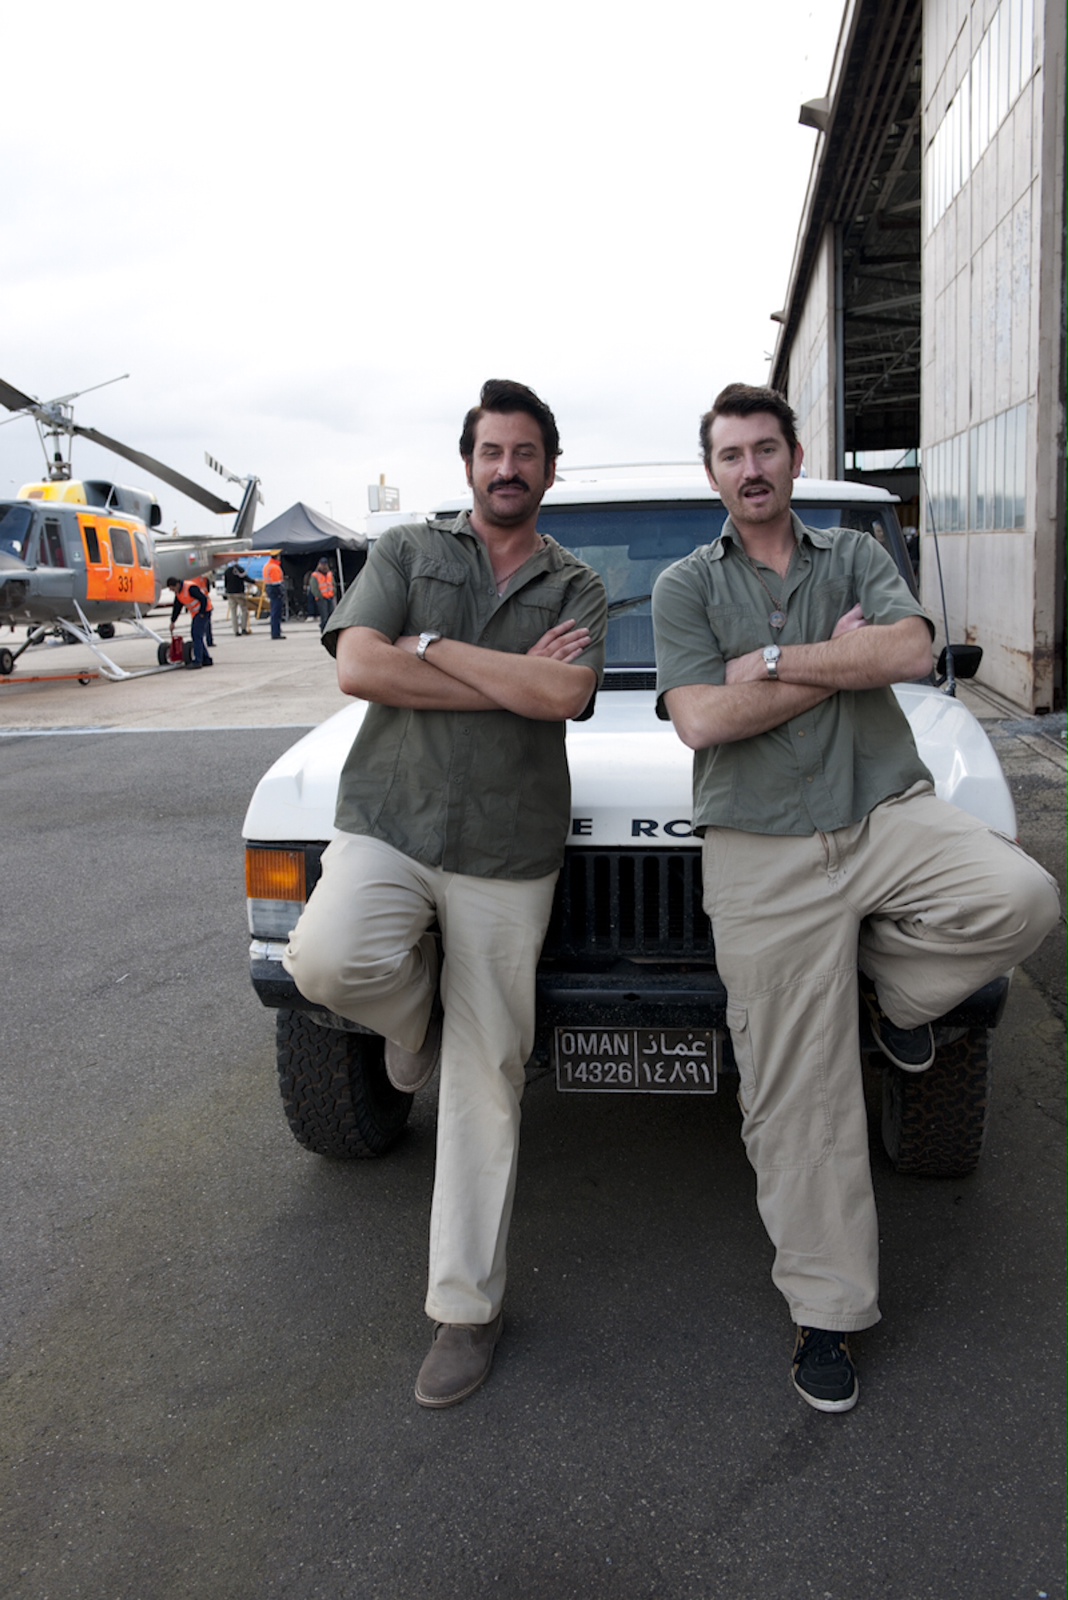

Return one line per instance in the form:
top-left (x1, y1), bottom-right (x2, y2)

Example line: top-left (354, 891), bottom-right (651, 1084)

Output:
top-left (727, 1001), bottom-right (756, 1114)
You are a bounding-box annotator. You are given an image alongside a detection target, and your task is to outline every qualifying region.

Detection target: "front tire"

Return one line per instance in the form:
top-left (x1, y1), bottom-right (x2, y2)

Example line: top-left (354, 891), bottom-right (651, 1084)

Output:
top-left (880, 1025), bottom-right (992, 1178)
top-left (276, 1009), bottom-right (413, 1159)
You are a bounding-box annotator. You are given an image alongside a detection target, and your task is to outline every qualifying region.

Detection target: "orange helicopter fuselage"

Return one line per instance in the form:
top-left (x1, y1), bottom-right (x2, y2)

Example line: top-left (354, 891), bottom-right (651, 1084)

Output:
top-left (0, 488), bottom-right (160, 625)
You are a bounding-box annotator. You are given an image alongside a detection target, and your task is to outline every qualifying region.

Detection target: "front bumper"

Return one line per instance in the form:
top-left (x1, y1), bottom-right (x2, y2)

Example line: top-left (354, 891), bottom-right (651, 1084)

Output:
top-left (249, 939), bottom-right (1011, 1056)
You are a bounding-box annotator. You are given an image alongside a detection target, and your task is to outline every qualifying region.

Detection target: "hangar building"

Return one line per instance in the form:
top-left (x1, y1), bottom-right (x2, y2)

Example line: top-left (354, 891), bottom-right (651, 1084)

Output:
top-left (771, 0), bottom-right (1064, 713)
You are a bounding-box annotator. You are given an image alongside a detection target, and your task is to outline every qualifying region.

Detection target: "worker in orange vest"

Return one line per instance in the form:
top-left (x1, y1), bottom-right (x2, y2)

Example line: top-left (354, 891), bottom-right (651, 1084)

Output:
top-left (165, 575), bottom-right (214, 668)
top-left (201, 571), bottom-right (216, 647)
top-left (306, 558), bottom-right (337, 632)
top-left (263, 552), bottom-right (286, 639)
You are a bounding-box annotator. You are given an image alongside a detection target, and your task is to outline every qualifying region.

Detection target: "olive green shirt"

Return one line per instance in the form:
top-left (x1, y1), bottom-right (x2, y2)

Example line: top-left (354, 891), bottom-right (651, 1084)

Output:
top-left (651, 513), bottom-right (933, 836)
top-left (322, 514), bottom-right (607, 878)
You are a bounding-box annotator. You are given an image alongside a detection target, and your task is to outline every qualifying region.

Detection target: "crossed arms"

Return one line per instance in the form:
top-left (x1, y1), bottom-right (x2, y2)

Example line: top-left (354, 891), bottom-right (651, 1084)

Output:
top-left (663, 605), bottom-right (934, 750)
top-left (335, 620), bottom-right (598, 722)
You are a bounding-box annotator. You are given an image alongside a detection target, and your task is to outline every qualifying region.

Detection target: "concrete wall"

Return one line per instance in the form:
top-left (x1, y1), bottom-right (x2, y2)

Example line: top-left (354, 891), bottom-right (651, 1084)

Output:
top-left (922, 0), bottom-right (1064, 711)
top-left (785, 229), bottom-right (838, 479)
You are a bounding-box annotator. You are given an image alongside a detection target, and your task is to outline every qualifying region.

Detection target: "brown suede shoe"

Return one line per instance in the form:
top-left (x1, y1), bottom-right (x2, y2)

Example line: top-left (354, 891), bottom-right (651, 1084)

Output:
top-left (384, 1006), bottom-right (442, 1093)
top-left (414, 1313), bottom-right (503, 1408)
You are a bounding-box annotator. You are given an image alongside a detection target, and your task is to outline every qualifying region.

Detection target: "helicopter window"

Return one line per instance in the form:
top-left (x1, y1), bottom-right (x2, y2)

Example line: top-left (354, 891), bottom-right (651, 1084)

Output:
top-left (110, 525), bottom-right (135, 566)
top-left (83, 523), bottom-right (102, 564)
top-left (135, 531), bottom-right (153, 568)
top-left (0, 502), bottom-right (33, 560)
top-left (41, 521), bottom-right (66, 567)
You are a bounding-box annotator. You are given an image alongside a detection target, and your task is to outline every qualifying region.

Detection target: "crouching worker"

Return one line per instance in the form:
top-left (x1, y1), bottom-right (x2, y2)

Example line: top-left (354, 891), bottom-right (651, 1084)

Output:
top-left (284, 380), bottom-right (607, 1408)
top-left (167, 575), bottom-right (213, 668)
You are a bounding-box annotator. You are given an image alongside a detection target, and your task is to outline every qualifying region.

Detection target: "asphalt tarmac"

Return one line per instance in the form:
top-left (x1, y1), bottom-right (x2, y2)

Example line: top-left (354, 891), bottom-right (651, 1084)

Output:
top-left (0, 617), bottom-right (1064, 1600)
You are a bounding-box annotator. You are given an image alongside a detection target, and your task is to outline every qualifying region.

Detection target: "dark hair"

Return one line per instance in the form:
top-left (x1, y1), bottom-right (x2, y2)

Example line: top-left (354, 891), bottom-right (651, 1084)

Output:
top-left (459, 379), bottom-right (561, 465)
top-left (699, 383), bottom-right (799, 469)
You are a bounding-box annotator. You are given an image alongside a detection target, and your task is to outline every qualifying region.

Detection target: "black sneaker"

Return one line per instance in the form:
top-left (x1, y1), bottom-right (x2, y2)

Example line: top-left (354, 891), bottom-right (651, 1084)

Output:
top-left (861, 980), bottom-right (934, 1072)
top-left (792, 1327), bottom-right (859, 1413)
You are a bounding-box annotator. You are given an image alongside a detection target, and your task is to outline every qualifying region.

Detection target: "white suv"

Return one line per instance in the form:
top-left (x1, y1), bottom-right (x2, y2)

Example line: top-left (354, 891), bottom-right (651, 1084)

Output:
top-left (244, 468), bottom-right (1012, 1177)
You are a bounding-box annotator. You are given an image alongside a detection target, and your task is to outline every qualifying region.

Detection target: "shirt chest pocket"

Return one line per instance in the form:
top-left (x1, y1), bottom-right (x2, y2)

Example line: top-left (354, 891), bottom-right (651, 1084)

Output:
top-left (404, 554), bottom-right (470, 635)
top-left (704, 601), bottom-right (767, 661)
top-left (808, 577), bottom-right (855, 639)
top-left (496, 578), bottom-right (575, 654)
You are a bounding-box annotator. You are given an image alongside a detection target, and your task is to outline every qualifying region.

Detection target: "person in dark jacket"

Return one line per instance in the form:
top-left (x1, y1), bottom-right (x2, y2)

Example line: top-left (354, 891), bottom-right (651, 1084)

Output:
top-left (224, 561), bottom-right (252, 636)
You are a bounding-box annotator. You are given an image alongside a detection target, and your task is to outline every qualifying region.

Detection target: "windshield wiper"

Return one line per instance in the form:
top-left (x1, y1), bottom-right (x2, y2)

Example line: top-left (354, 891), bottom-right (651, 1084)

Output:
top-left (606, 593), bottom-right (652, 618)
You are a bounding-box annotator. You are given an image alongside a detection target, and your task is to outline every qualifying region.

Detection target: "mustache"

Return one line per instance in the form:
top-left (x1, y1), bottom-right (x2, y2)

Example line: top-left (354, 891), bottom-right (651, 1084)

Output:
top-left (489, 476), bottom-right (530, 493)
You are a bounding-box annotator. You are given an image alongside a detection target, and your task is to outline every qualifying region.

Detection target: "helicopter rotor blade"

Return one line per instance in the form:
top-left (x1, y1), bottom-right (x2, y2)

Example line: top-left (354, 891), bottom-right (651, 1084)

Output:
top-left (47, 373), bottom-right (129, 408)
top-left (71, 425), bottom-right (237, 515)
top-left (0, 379), bottom-right (43, 416)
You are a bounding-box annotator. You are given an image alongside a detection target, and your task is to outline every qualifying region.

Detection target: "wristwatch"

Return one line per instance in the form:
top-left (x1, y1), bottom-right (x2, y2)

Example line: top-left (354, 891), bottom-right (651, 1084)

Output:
top-left (762, 644), bottom-right (782, 680)
top-left (416, 631), bottom-right (442, 660)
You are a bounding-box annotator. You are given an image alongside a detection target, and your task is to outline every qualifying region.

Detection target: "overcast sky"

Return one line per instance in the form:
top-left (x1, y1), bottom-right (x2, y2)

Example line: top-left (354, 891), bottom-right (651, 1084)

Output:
top-left (1, 0), bottom-right (843, 538)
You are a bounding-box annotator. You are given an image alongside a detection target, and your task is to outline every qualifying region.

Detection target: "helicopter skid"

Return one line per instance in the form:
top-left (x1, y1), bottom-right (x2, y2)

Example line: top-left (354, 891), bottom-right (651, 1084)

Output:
top-left (54, 602), bottom-right (176, 680)
top-left (0, 605), bottom-right (178, 681)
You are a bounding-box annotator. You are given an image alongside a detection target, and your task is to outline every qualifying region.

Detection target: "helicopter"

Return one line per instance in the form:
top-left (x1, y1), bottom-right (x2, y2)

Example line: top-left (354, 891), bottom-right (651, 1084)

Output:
top-left (0, 374), bottom-right (261, 679)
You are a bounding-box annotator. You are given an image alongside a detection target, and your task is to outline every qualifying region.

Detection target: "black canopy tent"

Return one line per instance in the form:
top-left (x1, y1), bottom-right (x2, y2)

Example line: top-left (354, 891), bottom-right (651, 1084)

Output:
top-left (250, 502), bottom-right (367, 612)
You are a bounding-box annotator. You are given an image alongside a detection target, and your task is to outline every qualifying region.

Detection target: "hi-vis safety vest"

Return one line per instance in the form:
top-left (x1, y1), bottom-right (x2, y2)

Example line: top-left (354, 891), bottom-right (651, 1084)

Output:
top-left (176, 581), bottom-right (206, 618)
top-left (264, 558), bottom-right (284, 586)
top-left (316, 570), bottom-right (336, 599)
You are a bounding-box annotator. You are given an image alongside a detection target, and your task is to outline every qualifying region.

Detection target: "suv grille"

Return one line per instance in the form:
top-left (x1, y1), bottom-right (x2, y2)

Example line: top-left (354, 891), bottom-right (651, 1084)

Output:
top-left (602, 668), bottom-right (657, 690)
top-left (544, 848), bottom-right (713, 961)
top-left (289, 842), bottom-right (715, 964)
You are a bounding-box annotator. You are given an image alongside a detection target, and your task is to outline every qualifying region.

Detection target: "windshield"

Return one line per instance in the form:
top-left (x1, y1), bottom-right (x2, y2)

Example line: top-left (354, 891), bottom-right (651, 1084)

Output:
top-left (537, 501), bottom-right (908, 668)
top-left (0, 503), bottom-right (33, 562)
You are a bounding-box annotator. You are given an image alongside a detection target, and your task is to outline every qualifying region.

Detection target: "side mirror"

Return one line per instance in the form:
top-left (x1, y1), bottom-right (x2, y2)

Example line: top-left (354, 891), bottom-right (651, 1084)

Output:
top-left (935, 643), bottom-right (983, 688)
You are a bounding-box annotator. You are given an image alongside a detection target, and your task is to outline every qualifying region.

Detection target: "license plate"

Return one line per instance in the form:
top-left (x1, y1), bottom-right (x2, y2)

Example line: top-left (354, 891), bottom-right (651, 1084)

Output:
top-left (554, 1027), bottom-right (719, 1094)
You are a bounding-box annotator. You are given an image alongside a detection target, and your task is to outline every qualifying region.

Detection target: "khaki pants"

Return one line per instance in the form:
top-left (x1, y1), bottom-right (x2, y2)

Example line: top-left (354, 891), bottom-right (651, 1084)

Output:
top-left (283, 832), bottom-right (558, 1325)
top-left (702, 783), bottom-right (1060, 1332)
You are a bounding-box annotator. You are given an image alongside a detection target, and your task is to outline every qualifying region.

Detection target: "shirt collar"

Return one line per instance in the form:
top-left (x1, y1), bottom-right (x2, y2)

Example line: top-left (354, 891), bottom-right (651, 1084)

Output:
top-left (712, 509), bottom-right (835, 559)
top-left (444, 509), bottom-right (568, 571)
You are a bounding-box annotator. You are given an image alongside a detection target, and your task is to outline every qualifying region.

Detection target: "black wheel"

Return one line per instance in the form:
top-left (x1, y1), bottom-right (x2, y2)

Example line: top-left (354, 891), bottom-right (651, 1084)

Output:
top-left (97, 623), bottom-right (115, 640)
top-left (182, 639), bottom-right (194, 665)
top-left (0, 647), bottom-right (13, 676)
top-left (276, 1009), bottom-right (413, 1158)
top-left (880, 1026), bottom-right (992, 1178)
top-left (157, 642), bottom-right (170, 666)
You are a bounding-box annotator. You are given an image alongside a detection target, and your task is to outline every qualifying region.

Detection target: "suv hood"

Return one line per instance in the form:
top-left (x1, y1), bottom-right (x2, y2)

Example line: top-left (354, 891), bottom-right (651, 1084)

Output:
top-left (242, 683), bottom-right (1016, 845)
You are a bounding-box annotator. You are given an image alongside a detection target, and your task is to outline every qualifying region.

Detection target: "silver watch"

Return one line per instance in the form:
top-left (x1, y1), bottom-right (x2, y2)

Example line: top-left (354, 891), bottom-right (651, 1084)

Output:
top-left (762, 644), bottom-right (782, 680)
top-left (416, 631), bottom-right (442, 660)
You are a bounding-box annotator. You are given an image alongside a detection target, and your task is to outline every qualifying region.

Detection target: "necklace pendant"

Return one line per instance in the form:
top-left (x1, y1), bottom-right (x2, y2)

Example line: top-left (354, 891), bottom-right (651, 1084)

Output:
top-left (769, 609), bottom-right (787, 630)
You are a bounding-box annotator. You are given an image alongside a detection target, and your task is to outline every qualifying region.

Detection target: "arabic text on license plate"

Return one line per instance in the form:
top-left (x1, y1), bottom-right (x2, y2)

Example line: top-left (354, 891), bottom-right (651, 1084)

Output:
top-left (554, 1028), bottom-right (719, 1094)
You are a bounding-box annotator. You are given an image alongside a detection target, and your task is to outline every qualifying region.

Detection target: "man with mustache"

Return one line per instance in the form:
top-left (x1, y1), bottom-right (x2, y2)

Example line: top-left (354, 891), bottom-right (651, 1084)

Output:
top-left (285, 379), bottom-right (607, 1407)
top-left (652, 382), bottom-right (1059, 1413)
